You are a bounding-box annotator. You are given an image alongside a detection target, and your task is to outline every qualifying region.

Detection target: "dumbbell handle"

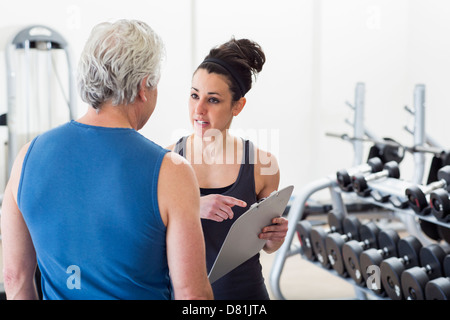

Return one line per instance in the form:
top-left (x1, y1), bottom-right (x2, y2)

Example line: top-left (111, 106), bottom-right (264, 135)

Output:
top-left (365, 169), bottom-right (390, 182)
top-left (420, 179), bottom-right (447, 194)
top-left (374, 246), bottom-right (391, 257)
top-left (346, 163), bottom-right (374, 176)
top-left (417, 264), bottom-right (433, 275)
top-left (398, 255), bottom-right (412, 266)
top-left (356, 238), bottom-right (374, 250)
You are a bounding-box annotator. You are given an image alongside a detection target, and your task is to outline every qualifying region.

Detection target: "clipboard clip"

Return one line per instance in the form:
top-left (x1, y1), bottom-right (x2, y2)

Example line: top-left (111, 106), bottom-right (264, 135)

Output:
top-left (250, 190), bottom-right (280, 209)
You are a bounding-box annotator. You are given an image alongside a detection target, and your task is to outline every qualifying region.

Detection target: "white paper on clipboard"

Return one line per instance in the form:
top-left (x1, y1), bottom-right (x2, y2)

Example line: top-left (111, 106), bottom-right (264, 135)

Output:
top-left (208, 185), bottom-right (294, 284)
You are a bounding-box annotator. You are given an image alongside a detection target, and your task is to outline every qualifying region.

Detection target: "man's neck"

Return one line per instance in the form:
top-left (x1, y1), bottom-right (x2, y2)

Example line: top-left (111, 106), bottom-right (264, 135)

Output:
top-left (77, 103), bottom-right (136, 129)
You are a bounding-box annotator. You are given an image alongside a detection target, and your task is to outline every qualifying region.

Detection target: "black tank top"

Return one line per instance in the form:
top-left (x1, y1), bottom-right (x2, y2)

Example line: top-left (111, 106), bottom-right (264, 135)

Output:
top-left (174, 136), bottom-right (269, 300)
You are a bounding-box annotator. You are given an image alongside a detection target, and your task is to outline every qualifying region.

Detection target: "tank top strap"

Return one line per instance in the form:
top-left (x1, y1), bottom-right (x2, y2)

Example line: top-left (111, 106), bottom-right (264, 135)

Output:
top-left (243, 138), bottom-right (255, 165)
top-left (174, 136), bottom-right (188, 157)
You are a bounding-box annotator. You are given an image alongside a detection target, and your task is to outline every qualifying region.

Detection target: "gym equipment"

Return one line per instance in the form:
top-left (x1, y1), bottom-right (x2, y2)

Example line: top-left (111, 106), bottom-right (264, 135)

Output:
top-left (325, 221), bottom-right (380, 276)
top-left (344, 228), bottom-right (399, 286)
top-left (425, 277), bottom-right (450, 300)
top-left (417, 219), bottom-right (448, 242)
top-left (401, 244), bottom-right (448, 300)
top-left (380, 236), bottom-right (423, 300)
top-left (359, 230), bottom-right (404, 296)
top-left (296, 221), bottom-right (315, 261)
top-left (425, 153), bottom-right (450, 185)
top-left (325, 133), bottom-right (448, 161)
top-left (405, 166), bottom-right (450, 215)
top-left (345, 82), bottom-right (366, 167)
top-left (438, 225), bottom-right (450, 243)
top-left (336, 157), bottom-right (383, 192)
top-left (354, 173), bottom-right (408, 207)
top-left (268, 83), bottom-right (442, 301)
top-left (4, 25), bottom-right (76, 182)
top-left (430, 189), bottom-right (450, 222)
top-left (296, 211), bottom-right (343, 261)
top-left (425, 255), bottom-right (450, 300)
top-left (366, 137), bottom-right (405, 164)
top-left (352, 161), bottom-right (400, 197)
top-left (310, 215), bottom-right (361, 269)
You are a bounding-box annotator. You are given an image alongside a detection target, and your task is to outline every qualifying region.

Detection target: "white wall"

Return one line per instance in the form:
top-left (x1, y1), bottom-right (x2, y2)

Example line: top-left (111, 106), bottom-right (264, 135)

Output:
top-left (1, 0), bottom-right (450, 199)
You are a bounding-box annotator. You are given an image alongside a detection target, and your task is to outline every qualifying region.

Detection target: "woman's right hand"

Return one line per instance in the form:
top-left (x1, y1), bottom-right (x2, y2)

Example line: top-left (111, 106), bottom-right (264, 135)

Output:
top-left (200, 194), bottom-right (247, 222)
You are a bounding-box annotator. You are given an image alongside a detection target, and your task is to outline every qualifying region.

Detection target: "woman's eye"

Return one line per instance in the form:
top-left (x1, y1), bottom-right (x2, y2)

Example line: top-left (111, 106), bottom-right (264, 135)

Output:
top-left (209, 97), bottom-right (220, 104)
top-left (191, 93), bottom-right (199, 99)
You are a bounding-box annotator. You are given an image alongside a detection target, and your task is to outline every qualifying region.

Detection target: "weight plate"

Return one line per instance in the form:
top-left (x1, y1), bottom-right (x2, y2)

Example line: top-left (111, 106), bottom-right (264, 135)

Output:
top-left (311, 227), bottom-right (330, 268)
top-left (397, 236), bottom-right (422, 267)
top-left (419, 220), bottom-right (441, 241)
top-left (327, 211), bottom-right (343, 234)
top-left (342, 240), bottom-right (365, 285)
top-left (352, 174), bottom-right (369, 195)
top-left (342, 215), bottom-right (361, 241)
top-left (360, 249), bottom-right (385, 296)
top-left (430, 189), bottom-right (450, 222)
top-left (380, 257), bottom-right (405, 300)
top-left (425, 277), bottom-right (450, 300)
top-left (367, 157), bottom-right (383, 173)
top-left (401, 267), bottom-right (429, 300)
top-left (359, 221), bottom-right (379, 248)
top-left (419, 244), bottom-right (446, 280)
top-left (325, 233), bottom-right (347, 276)
top-left (444, 255), bottom-right (450, 278)
top-left (296, 220), bottom-right (315, 261)
top-left (337, 170), bottom-right (352, 191)
top-left (377, 229), bottom-right (399, 257)
top-left (405, 186), bottom-right (428, 214)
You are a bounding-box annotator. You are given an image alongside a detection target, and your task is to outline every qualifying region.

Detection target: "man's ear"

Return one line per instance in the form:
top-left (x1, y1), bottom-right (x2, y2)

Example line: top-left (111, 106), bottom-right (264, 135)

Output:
top-left (139, 77), bottom-right (149, 102)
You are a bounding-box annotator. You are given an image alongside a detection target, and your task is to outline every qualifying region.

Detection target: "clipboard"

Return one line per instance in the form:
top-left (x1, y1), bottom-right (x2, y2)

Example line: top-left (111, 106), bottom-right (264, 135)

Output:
top-left (208, 185), bottom-right (294, 284)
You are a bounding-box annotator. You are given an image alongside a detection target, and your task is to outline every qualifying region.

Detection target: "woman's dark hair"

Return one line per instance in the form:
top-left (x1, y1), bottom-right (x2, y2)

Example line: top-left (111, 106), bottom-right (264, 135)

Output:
top-left (197, 38), bottom-right (266, 101)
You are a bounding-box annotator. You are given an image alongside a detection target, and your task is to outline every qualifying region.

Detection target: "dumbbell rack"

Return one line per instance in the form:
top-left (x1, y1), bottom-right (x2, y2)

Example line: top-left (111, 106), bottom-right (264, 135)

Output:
top-left (270, 174), bottom-right (450, 300)
top-left (269, 83), bottom-right (450, 300)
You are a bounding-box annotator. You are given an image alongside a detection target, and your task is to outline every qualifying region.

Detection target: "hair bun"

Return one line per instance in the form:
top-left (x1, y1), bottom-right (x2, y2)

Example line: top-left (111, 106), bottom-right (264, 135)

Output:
top-left (229, 38), bottom-right (266, 75)
top-left (200, 37), bottom-right (266, 100)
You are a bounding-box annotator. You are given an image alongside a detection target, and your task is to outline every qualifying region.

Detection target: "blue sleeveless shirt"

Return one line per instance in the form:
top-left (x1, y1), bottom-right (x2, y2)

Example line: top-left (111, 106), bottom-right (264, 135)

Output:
top-left (175, 136), bottom-right (269, 300)
top-left (18, 121), bottom-right (171, 300)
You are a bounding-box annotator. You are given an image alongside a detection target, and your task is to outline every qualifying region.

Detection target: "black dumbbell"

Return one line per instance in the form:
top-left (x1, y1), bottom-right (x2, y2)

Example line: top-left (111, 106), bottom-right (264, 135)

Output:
top-left (417, 219), bottom-right (450, 243)
top-left (296, 212), bottom-right (343, 261)
top-left (325, 220), bottom-right (380, 276)
top-left (438, 225), bottom-right (450, 244)
top-left (401, 244), bottom-right (448, 300)
top-left (336, 157), bottom-right (383, 192)
top-left (344, 228), bottom-right (399, 287)
top-left (425, 254), bottom-right (450, 300)
top-left (425, 277), bottom-right (450, 300)
top-left (310, 215), bottom-right (361, 268)
top-left (405, 166), bottom-right (450, 215)
top-left (430, 188), bottom-right (450, 222)
top-left (352, 161), bottom-right (400, 197)
top-left (360, 232), bottom-right (418, 297)
top-left (296, 220), bottom-right (316, 261)
top-left (380, 236), bottom-right (423, 300)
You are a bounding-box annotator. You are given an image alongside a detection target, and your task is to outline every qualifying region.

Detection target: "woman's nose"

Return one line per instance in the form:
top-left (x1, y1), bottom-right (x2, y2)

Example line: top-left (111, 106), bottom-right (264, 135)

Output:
top-left (195, 99), bottom-right (207, 115)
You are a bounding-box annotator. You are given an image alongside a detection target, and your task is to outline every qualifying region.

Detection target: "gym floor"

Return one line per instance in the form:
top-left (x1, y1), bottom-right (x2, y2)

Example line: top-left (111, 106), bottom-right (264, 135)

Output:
top-left (260, 238), bottom-right (359, 300)
top-left (260, 210), bottom-right (409, 300)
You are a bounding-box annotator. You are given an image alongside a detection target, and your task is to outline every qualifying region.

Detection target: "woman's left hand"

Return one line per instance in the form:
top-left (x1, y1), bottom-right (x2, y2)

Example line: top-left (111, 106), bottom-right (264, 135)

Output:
top-left (259, 217), bottom-right (288, 254)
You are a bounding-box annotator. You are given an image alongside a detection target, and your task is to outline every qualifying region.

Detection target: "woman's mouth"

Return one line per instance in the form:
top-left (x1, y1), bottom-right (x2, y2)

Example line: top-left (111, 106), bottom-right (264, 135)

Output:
top-left (195, 120), bottom-right (209, 128)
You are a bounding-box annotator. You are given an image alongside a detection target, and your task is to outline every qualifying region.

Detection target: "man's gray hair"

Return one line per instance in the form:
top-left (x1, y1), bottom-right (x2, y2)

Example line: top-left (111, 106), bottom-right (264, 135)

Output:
top-left (77, 19), bottom-right (165, 109)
